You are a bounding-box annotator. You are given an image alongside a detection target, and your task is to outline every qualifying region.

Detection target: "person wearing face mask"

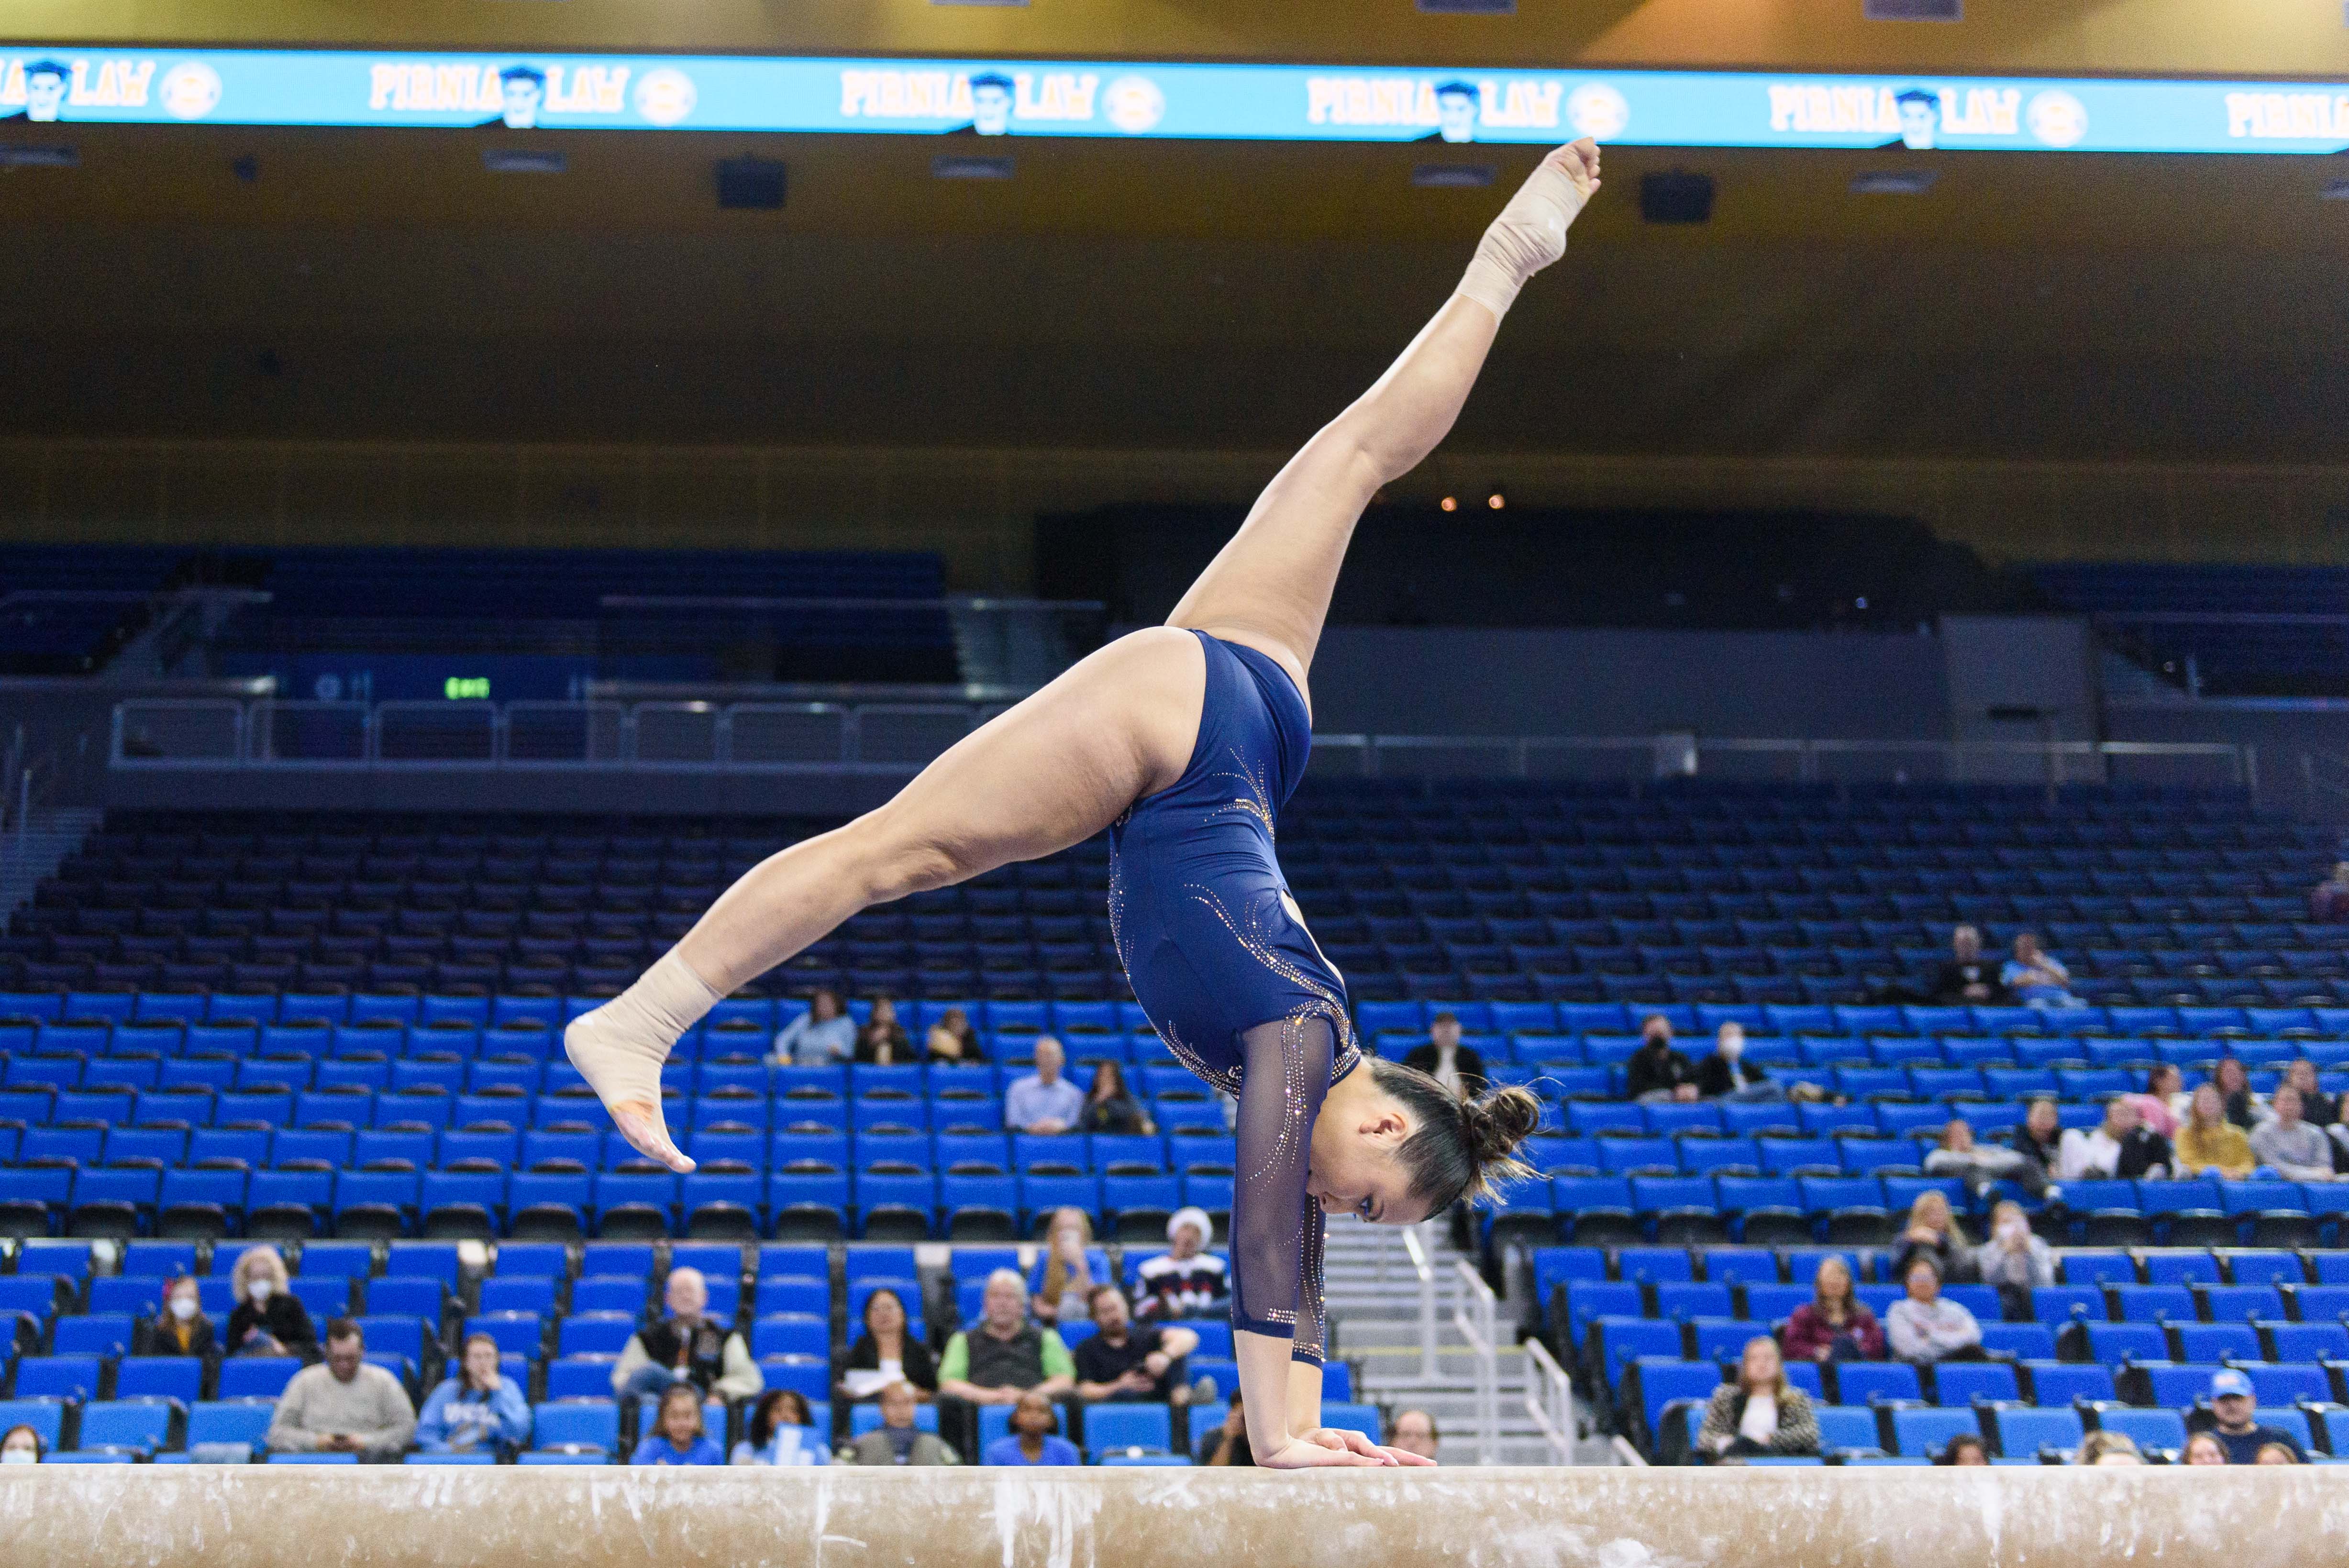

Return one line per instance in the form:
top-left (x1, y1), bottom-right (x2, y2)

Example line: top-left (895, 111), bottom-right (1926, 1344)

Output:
top-left (1973, 1199), bottom-right (2055, 1320)
top-left (0, 1424), bottom-right (41, 1465)
top-left (1626, 1016), bottom-right (1698, 1104)
top-left (225, 1245), bottom-right (316, 1358)
top-left (152, 1275), bottom-right (217, 1358)
top-left (1694, 1023), bottom-right (1780, 1103)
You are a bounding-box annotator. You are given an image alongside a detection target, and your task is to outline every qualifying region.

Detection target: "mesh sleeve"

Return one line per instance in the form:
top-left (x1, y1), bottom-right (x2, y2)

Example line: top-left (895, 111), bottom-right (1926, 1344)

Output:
top-left (1228, 1012), bottom-right (1333, 1365)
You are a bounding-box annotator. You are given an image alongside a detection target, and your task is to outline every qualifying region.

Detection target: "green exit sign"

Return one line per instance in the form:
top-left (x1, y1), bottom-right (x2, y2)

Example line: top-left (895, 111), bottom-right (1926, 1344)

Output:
top-left (444, 676), bottom-right (490, 699)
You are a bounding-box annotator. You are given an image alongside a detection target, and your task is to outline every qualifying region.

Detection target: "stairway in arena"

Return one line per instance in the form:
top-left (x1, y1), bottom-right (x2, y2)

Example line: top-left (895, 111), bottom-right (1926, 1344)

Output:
top-left (0, 809), bottom-right (103, 926)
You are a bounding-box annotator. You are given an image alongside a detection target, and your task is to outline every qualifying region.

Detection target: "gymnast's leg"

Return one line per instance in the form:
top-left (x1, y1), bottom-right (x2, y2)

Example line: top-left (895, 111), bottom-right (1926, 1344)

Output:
top-left (1169, 137), bottom-right (1602, 711)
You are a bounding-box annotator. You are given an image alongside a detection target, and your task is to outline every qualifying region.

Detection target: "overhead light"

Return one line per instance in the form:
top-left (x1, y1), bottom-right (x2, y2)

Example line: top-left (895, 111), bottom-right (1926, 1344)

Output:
top-left (482, 148), bottom-right (565, 173)
top-left (0, 145), bottom-right (77, 167)
top-left (1640, 171), bottom-right (1715, 224)
top-left (1486, 492), bottom-right (1506, 511)
top-left (932, 155), bottom-right (1014, 180)
top-left (1411, 164), bottom-right (1495, 188)
top-left (1440, 497), bottom-right (1459, 513)
top-left (1850, 169), bottom-right (1939, 195)
top-left (716, 155), bottom-right (786, 209)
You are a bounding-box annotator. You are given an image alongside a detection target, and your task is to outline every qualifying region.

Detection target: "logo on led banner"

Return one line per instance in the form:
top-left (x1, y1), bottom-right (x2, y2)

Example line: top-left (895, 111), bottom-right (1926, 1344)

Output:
top-left (0, 54), bottom-right (158, 119)
top-left (365, 59), bottom-right (634, 124)
top-left (1305, 74), bottom-right (1568, 142)
top-left (158, 61), bottom-right (222, 120)
top-left (838, 67), bottom-right (1104, 133)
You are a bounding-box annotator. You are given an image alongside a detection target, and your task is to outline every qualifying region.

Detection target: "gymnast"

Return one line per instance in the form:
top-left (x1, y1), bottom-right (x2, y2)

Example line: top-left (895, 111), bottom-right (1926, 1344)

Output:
top-left (568, 138), bottom-right (1604, 1469)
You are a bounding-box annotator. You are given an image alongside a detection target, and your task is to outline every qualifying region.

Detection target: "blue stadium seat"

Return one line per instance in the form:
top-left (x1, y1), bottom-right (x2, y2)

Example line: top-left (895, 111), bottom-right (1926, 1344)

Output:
top-left (1833, 1363), bottom-right (1922, 1406)
top-left (533, 1402), bottom-right (620, 1455)
top-left (1888, 1407), bottom-right (1982, 1458)
top-left (1084, 1404), bottom-right (1174, 1458)
top-left (2093, 1406), bottom-right (2187, 1455)
top-left (187, 1400), bottom-right (274, 1453)
top-left (2022, 1362), bottom-right (2114, 1407)
top-left (1992, 1406), bottom-right (2083, 1460)
top-left (214, 1358), bottom-right (301, 1401)
top-left (78, 1401), bottom-right (173, 1455)
top-left (1931, 1362), bottom-right (2018, 1407)
top-left (114, 1358), bottom-right (203, 1404)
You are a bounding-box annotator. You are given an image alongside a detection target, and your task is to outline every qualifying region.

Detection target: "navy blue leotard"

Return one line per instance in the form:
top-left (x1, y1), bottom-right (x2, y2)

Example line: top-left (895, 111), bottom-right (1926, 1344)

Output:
top-left (1108, 629), bottom-right (1360, 1364)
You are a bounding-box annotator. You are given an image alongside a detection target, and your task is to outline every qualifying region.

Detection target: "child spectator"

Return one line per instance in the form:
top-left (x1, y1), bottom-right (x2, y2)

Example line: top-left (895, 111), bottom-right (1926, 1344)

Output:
top-left (981, 1389), bottom-right (1080, 1467)
top-left (630, 1383), bottom-right (725, 1466)
top-left (731, 1390), bottom-right (829, 1465)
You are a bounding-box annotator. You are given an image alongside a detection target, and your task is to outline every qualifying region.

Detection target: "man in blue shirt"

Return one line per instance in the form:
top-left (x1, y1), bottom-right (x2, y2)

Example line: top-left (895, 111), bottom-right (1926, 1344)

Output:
top-left (1005, 1037), bottom-right (1085, 1134)
top-left (2206, 1369), bottom-right (2307, 1464)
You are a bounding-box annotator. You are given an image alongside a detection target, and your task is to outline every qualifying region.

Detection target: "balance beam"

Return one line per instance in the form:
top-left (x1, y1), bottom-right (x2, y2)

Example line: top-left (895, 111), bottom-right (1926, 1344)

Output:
top-left (0, 1465), bottom-right (2333, 1567)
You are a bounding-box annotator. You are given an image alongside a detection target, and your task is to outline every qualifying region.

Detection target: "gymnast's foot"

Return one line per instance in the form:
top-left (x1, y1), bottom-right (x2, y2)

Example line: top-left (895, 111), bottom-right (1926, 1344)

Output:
top-left (1457, 137), bottom-right (1603, 320)
top-left (564, 951), bottom-right (718, 1172)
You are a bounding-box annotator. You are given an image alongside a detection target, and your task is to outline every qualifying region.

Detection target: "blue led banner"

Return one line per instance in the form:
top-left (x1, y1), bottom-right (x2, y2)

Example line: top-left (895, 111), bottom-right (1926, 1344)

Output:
top-left (1, 46), bottom-right (2345, 154)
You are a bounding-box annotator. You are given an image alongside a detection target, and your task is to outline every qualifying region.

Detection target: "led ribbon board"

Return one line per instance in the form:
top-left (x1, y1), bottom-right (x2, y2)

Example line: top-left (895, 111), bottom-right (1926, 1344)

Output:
top-left (1, 47), bottom-right (2344, 154)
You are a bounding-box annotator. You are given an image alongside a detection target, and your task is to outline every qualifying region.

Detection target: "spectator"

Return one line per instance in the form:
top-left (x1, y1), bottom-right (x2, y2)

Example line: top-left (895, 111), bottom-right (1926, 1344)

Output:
top-left (1780, 1256), bottom-right (1884, 1364)
top-left (151, 1274), bottom-right (216, 1358)
top-left (2057, 1096), bottom-right (2171, 1182)
top-left (853, 997), bottom-right (917, 1065)
top-left (2074, 1430), bottom-right (2143, 1466)
top-left (2257, 1442), bottom-right (2303, 1465)
top-left (2250, 1084), bottom-right (2338, 1183)
top-left (1975, 1199), bottom-right (2055, 1319)
top-left (1032, 1207), bottom-right (1099, 1327)
top-left (773, 988), bottom-right (855, 1067)
top-left (1401, 1011), bottom-right (1487, 1100)
top-left (2001, 932), bottom-right (2080, 1009)
top-left (2212, 1058), bottom-right (2262, 1130)
top-left (2132, 1064), bottom-right (2186, 1139)
top-left (629, 1382), bottom-right (725, 1467)
top-left (0, 1424), bottom-right (41, 1465)
top-left (265, 1319), bottom-right (416, 1461)
top-left (2000, 1097), bottom-right (2065, 1197)
top-left (2281, 1059), bottom-right (2339, 1131)
top-left (1938, 1433), bottom-right (1990, 1466)
top-left (1928, 925), bottom-right (2009, 1006)
top-left (836, 1286), bottom-right (938, 1404)
top-left (2176, 1085), bottom-right (2257, 1180)
top-left (843, 1380), bottom-right (959, 1466)
top-left (1386, 1409), bottom-right (1440, 1462)
top-left (1133, 1207), bottom-right (1229, 1323)
top-left (1005, 1038), bottom-right (1085, 1134)
top-left (925, 1006), bottom-right (985, 1066)
top-left (414, 1331), bottom-right (531, 1456)
top-left (1696, 1336), bottom-right (1819, 1463)
top-left (225, 1245), bottom-right (315, 1358)
top-left (938, 1268), bottom-right (1075, 1410)
top-left (2205, 1369), bottom-right (2307, 1464)
top-left (1694, 1023), bottom-right (1778, 1103)
top-left (1888, 1191), bottom-right (1980, 1285)
top-left (1626, 1016), bottom-right (1697, 1104)
top-left (1073, 1285), bottom-right (1199, 1407)
top-left (610, 1266), bottom-right (763, 1403)
top-left (1079, 1060), bottom-right (1155, 1136)
top-left (1884, 1259), bottom-right (1983, 1366)
top-left (731, 1389), bottom-right (829, 1466)
top-left (2183, 1431), bottom-right (2228, 1466)
top-left (1924, 1118), bottom-right (2046, 1203)
top-left (982, 1388), bottom-right (1081, 1467)
top-left (2309, 860), bottom-right (2349, 924)
top-left (1196, 1391), bottom-right (1252, 1467)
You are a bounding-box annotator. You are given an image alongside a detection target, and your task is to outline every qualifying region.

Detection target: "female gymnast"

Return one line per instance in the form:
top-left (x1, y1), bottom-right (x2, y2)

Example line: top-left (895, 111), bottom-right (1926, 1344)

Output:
top-left (568, 137), bottom-right (1604, 1469)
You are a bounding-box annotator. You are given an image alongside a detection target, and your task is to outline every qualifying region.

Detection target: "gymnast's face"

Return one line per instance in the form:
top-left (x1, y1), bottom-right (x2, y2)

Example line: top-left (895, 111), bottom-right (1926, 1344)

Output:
top-left (1306, 1088), bottom-right (1424, 1226)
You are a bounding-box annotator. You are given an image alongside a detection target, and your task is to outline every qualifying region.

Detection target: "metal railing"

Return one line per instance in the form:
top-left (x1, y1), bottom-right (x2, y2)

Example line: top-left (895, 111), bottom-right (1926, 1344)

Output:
top-left (1451, 1259), bottom-right (1501, 1468)
top-left (1521, 1336), bottom-right (1578, 1466)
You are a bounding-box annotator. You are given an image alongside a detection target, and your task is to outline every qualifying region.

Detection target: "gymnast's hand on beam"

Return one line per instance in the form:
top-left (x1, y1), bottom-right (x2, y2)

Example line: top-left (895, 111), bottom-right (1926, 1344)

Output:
top-left (1256, 1428), bottom-right (1437, 1469)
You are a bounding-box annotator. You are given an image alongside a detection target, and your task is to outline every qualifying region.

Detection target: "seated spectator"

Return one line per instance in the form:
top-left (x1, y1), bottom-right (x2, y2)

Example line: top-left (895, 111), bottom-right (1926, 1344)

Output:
top-left (2205, 1369), bottom-right (2306, 1464)
top-left (1073, 1286), bottom-right (1199, 1406)
top-left (1888, 1191), bottom-right (1981, 1285)
top-left (938, 1268), bottom-right (1075, 1411)
top-left (2058, 1096), bottom-right (2171, 1182)
top-left (1401, 1011), bottom-right (1487, 1100)
top-left (152, 1274), bottom-right (216, 1358)
top-left (1079, 1060), bottom-right (1155, 1136)
top-left (731, 1389), bottom-right (829, 1466)
top-left (853, 996), bottom-right (919, 1065)
top-left (1974, 1199), bottom-right (2055, 1319)
top-left (1696, 1336), bottom-right (1819, 1464)
top-left (1694, 1023), bottom-right (1776, 1103)
top-left (2183, 1431), bottom-right (2228, 1466)
top-left (414, 1331), bottom-right (530, 1456)
top-left (1884, 1259), bottom-right (1983, 1366)
top-left (610, 1266), bottom-right (764, 1404)
top-left (226, 1245), bottom-right (315, 1359)
top-left (2074, 1431), bottom-right (2142, 1466)
top-left (1134, 1207), bottom-right (1229, 1323)
top-left (1938, 1433), bottom-right (1990, 1466)
top-left (836, 1286), bottom-right (938, 1404)
top-left (844, 1380), bottom-right (960, 1466)
top-left (2250, 1084), bottom-right (2338, 1183)
top-left (1780, 1256), bottom-right (1884, 1364)
top-left (2211, 1058), bottom-right (2262, 1131)
top-left (2310, 860), bottom-right (2349, 923)
top-left (1928, 925), bottom-right (2009, 1007)
top-left (981, 1388), bottom-right (1081, 1467)
top-left (1999, 1097), bottom-right (2065, 1198)
top-left (265, 1319), bottom-right (416, 1461)
top-left (629, 1382), bottom-right (725, 1467)
top-left (1924, 1118), bottom-right (2046, 1203)
top-left (1005, 1038), bottom-right (1085, 1134)
top-left (773, 987), bottom-right (855, 1067)
top-left (2000, 932), bottom-right (2080, 1009)
top-left (1386, 1409), bottom-right (1440, 1462)
top-left (1032, 1207), bottom-right (1099, 1327)
top-left (1196, 1390), bottom-right (1251, 1467)
top-left (2258, 1442), bottom-right (2303, 1465)
top-left (2176, 1085), bottom-right (2257, 1180)
top-left (0, 1424), bottom-right (42, 1465)
top-left (2132, 1064), bottom-right (2186, 1140)
top-left (2281, 1059), bottom-right (2340, 1132)
top-left (925, 1006), bottom-right (986, 1065)
top-left (1626, 1016), bottom-right (1697, 1104)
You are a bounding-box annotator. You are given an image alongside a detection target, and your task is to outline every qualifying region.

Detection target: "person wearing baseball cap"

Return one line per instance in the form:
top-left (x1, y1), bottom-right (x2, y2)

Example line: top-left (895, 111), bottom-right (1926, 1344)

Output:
top-left (2204, 1368), bottom-right (2306, 1464)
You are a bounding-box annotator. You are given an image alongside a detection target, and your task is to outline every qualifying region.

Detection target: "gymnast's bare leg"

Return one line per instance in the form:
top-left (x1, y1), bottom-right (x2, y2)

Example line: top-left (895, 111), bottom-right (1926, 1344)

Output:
top-left (566, 139), bottom-right (1603, 1171)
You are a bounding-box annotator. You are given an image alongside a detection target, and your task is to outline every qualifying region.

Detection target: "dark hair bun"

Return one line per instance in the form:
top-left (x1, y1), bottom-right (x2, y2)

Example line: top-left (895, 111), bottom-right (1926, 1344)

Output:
top-left (1463, 1085), bottom-right (1541, 1168)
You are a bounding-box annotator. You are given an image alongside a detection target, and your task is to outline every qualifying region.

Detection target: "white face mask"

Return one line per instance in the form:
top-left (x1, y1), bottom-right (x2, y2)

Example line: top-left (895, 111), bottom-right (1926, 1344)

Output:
top-left (1718, 1038), bottom-right (1743, 1062)
top-left (1997, 1219), bottom-right (2027, 1244)
top-left (248, 1279), bottom-right (274, 1304)
top-left (0, 1448), bottom-right (34, 1465)
top-left (169, 1295), bottom-right (199, 1321)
